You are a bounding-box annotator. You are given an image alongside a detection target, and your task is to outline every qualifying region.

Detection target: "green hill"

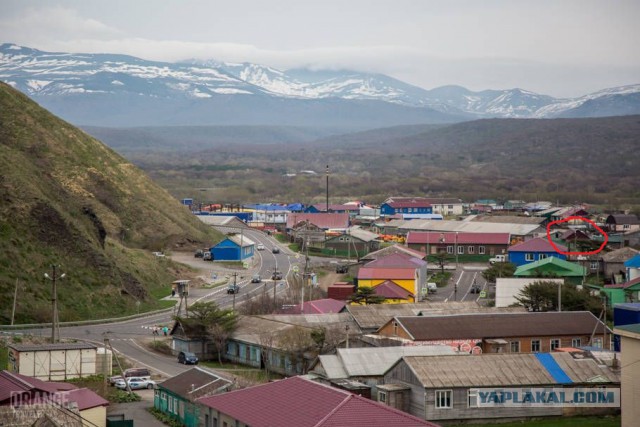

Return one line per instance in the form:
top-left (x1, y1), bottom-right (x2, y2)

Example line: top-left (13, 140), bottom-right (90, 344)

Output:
top-left (0, 82), bottom-right (223, 324)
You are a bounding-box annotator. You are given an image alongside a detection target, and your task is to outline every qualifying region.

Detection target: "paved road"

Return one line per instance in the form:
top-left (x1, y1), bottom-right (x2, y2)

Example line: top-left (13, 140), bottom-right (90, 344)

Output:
top-left (10, 228), bottom-right (301, 380)
top-left (426, 264), bottom-right (490, 303)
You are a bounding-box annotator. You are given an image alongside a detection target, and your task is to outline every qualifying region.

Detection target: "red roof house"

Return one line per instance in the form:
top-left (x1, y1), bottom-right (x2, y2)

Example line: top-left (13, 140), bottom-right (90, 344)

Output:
top-left (197, 376), bottom-right (439, 427)
top-left (286, 213), bottom-right (350, 230)
top-left (287, 298), bottom-right (347, 314)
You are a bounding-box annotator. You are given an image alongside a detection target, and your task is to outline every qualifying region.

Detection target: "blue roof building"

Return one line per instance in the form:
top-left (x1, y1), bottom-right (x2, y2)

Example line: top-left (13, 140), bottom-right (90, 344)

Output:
top-left (210, 235), bottom-right (255, 261)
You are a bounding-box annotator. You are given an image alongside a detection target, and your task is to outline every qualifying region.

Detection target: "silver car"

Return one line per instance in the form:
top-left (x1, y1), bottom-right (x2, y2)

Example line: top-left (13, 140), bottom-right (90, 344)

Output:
top-left (114, 377), bottom-right (156, 390)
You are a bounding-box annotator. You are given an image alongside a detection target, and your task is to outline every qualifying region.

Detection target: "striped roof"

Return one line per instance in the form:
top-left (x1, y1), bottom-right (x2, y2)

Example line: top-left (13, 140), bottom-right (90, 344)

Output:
top-left (406, 232), bottom-right (510, 245)
top-left (197, 376), bottom-right (439, 427)
top-left (290, 299), bottom-right (346, 314)
top-left (399, 352), bottom-right (618, 388)
top-left (508, 237), bottom-right (566, 252)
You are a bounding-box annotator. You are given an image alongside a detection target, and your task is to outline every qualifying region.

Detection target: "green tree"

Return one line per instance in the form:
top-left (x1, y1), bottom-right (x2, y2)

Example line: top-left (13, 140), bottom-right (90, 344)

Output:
top-left (482, 262), bottom-right (516, 283)
top-left (348, 286), bottom-right (387, 305)
top-left (174, 301), bottom-right (238, 361)
top-left (432, 252), bottom-right (449, 275)
top-left (514, 280), bottom-right (602, 315)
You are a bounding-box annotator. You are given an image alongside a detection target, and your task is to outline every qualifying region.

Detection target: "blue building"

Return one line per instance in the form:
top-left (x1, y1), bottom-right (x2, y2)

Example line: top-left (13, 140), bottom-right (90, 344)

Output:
top-left (210, 235), bottom-right (255, 261)
top-left (507, 237), bottom-right (567, 267)
top-left (380, 200), bottom-right (433, 216)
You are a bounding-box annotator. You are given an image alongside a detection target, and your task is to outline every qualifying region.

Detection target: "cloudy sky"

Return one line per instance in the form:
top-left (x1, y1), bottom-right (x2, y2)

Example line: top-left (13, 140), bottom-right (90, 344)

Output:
top-left (1, 0), bottom-right (638, 98)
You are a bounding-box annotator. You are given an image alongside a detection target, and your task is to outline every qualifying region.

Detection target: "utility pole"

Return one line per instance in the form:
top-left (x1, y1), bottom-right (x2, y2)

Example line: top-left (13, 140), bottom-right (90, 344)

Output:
top-left (326, 165), bottom-right (329, 213)
top-left (11, 279), bottom-right (18, 325)
top-left (44, 265), bottom-right (65, 343)
top-left (232, 273), bottom-right (237, 311)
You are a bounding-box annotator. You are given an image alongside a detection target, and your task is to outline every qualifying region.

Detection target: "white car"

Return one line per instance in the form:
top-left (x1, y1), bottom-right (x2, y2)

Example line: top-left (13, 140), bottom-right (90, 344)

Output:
top-left (114, 377), bottom-right (156, 390)
top-left (256, 244), bottom-right (265, 251)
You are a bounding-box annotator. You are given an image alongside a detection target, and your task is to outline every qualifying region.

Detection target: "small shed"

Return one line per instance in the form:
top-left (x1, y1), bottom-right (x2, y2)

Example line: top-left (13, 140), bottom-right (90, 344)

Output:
top-left (8, 343), bottom-right (97, 381)
top-left (210, 235), bottom-right (255, 261)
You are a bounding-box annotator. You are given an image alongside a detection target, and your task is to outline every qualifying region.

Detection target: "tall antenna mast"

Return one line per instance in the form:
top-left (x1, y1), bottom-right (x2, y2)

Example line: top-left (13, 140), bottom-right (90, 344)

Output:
top-left (326, 165), bottom-right (329, 213)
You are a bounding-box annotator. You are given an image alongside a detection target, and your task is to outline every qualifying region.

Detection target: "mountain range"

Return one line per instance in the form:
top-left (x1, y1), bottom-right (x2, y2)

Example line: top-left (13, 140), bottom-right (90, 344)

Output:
top-left (1, 43), bottom-right (639, 128)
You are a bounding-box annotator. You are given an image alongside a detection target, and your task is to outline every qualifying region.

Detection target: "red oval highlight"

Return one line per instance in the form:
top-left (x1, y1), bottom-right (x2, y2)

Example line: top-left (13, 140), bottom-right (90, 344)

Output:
top-left (546, 216), bottom-right (608, 256)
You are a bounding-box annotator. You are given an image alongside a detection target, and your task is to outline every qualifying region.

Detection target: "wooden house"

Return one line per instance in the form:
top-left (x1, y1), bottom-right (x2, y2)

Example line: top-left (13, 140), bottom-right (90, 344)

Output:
top-left (382, 353), bottom-right (619, 423)
top-left (376, 311), bottom-right (611, 352)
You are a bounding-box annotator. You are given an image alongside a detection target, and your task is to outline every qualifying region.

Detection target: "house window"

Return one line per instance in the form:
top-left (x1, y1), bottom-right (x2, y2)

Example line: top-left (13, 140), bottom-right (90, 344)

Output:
top-left (572, 338), bottom-right (582, 347)
top-left (550, 339), bottom-right (561, 350)
top-left (593, 337), bottom-right (603, 348)
top-left (478, 246), bottom-right (485, 255)
top-left (468, 390), bottom-right (478, 408)
top-left (531, 339), bottom-right (541, 352)
top-left (623, 224), bottom-right (630, 230)
top-left (539, 254), bottom-right (548, 260)
top-left (457, 246), bottom-right (464, 255)
top-left (468, 246), bottom-right (475, 254)
top-left (447, 246), bottom-right (454, 254)
top-left (379, 391), bottom-right (387, 403)
top-left (435, 390), bottom-right (452, 409)
top-left (448, 205), bottom-right (454, 209)
top-left (590, 261), bottom-right (598, 270)
top-left (393, 321), bottom-right (398, 336)
top-left (525, 253), bottom-right (535, 261)
top-left (510, 341), bottom-right (520, 353)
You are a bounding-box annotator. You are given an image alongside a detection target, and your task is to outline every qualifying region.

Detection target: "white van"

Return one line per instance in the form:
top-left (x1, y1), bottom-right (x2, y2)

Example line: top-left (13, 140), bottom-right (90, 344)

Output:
top-left (427, 282), bottom-right (438, 293)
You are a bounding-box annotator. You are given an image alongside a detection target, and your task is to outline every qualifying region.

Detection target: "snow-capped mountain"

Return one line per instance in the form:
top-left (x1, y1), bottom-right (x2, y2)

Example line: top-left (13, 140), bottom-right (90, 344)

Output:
top-left (1, 43), bottom-right (639, 128)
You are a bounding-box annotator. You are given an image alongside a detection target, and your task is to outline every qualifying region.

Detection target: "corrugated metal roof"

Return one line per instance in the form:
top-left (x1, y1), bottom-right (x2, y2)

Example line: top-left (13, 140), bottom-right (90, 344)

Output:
top-left (232, 313), bottom-right (360, 346)
top-left (226, 234), bottom-right (255, 247)
top-left (159, 367), bottom-right (231, 398)
top-left (393, 312), bottom-right (609, 340)
top-left (335, 346), bottom-right (459, 378)
top-left (361, 245), bottom-right (426, 261)
top-left (374, 280), bottom-right (414, 299)
top-left (286, 213), bottom-right (350, 230)
top-left (470, 215), bottom-right (545, 225)
top-left (196, 215), bottom-right (246, 227)
top-left (406, 232), bottom-right (511, 245)
top-left (600, 247), bottom-right (639, 262)
top-left (358, 267), bottom-right (416, 280)
top-left (347, 303), bottom-right (526, 331)
top-left (364, 252), bottom-right (426, 268)
top-left (509, 237), bottom-right (566, 252)
top-left (397, 219), bottom-right (542, 236)
top-left (401, 352), bottom-right (618, 388)
top-left (8, 343), bottom-right (97, 351)
top-left (198, 376), bottom-right (438, 427)
top-left (317, 355), bottom-right (349, 379)
top-left (514, 256), bottom-right (586, 277)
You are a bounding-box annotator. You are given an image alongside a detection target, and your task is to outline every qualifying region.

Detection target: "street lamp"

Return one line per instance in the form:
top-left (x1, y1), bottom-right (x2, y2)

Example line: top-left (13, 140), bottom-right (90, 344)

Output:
top-left (44, 265), bottom-right (66, 343)
top-left (455, 232), bottom-right (459, 267)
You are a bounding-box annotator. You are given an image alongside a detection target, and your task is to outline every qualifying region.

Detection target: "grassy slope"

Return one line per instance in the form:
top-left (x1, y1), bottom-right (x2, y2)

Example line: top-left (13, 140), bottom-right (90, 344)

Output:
top-left (0, 82), bottom-right (223, 323)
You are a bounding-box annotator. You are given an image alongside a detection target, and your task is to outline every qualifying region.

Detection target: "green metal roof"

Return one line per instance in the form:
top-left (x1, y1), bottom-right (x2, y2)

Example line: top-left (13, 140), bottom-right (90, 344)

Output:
top-left (614, 323), bottom-right (640, 336)
top-left (514, 256), bottom-right (586, 277)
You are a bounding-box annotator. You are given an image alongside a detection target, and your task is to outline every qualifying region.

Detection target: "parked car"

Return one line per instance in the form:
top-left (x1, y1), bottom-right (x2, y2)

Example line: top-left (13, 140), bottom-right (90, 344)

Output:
top-left (109, 368), bottom-right (151, 385)
top-left (251, 274), bottom-right (261, 283)
top-left (272, 247), bottom-right (280, 254)
top-left (177, 351), bottom-right (199, 365)
top-left (489, 254), bottom-right (507, 264)
top-left (114, 377), bottom-right (156, 390)
top-left (470, 284), bottom-right (481, 294)
top-left (336, 264), bottom-right (349, 274)
top-left (203, 251), bottom-right (212, 261)
top-left (256, 244), bottom-right (265, 251)
top-left (227, 284), bottom-right (240, 294)
top-left (427, 282), bottom-right (438, 293)
top-left (271, 271), bottom-right (283, 280)
top-left (194, 249), bottom-right (204, 258)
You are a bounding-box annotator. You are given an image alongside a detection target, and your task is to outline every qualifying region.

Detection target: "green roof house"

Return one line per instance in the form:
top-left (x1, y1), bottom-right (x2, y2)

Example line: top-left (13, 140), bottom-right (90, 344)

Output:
top-left (514, 256), bottom-right (586, 285)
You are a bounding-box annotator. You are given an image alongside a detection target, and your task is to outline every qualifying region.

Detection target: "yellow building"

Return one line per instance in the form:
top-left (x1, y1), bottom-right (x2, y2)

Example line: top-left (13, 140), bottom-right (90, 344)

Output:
top-left (357, 252), bottom-right (426, 303)
top-left (614, 324), bottom-right (640, 427)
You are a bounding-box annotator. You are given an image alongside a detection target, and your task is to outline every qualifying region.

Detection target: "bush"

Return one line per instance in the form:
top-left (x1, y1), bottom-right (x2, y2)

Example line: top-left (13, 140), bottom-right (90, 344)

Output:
top-left (148, 407), bottom-right (184, 427)
top-left (111, 390), bottom-right (142, 403)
